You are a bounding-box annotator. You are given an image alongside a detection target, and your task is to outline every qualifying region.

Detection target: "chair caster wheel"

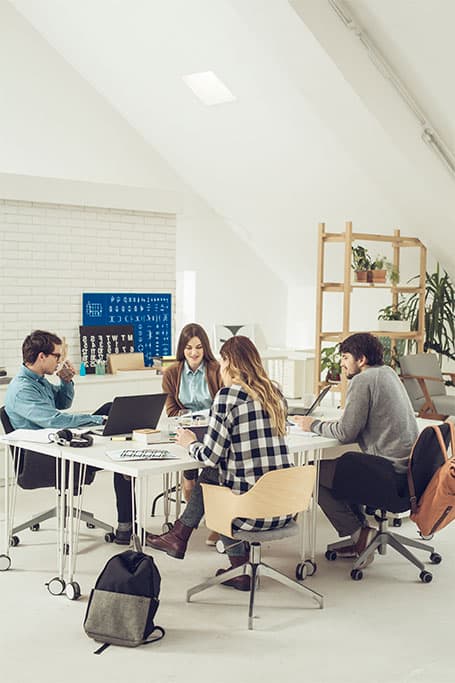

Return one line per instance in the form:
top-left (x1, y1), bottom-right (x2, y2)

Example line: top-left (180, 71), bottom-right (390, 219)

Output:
top-left (325, 550), bottom-right (337, 561)
top-left (392, 518), bottom-right (402, 527)
top-left (296, 560), bottom-right (317, 580)
top-left (215, 539), bottom-right (225, 554)
top-left (30, 523), bottom-right (40, 531)
top-left (420, 570), bottom-right (432, 583)
top-left (65, 581), bottom-right (81, 600)
top-left (86, 522), bottom-right (96, 529)
top-left (46, 577), bottom-right (66, 595)
top-left (351, 569), bottom-right (363, 581)
top-left (430, 552), bottom-right (442, 564)
top-left (9, 536), bottom-right (20, 547)
top-left (162, 522), bottom-right (174, 533)
top-left (104, 532), bottom-right (115, 543)
top-left (0, 554), bottom-right (12, 571)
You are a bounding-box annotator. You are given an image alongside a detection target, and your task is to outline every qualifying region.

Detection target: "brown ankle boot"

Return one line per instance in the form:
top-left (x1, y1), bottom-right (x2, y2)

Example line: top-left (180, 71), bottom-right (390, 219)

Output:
top-left (145, 519), bottom-right (193, 559)
top-left (216, 554), bottom-right (251, 591)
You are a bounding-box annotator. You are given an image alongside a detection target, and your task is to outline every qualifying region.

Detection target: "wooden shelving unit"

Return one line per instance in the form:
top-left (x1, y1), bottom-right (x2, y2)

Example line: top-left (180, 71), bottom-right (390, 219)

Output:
top-left (314, 221), bottom-right (426, 403)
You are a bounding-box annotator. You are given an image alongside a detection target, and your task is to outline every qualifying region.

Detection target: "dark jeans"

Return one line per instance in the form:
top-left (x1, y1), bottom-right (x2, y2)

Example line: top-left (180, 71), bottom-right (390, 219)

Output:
top-left (93, 402), bottom-right (133, 524)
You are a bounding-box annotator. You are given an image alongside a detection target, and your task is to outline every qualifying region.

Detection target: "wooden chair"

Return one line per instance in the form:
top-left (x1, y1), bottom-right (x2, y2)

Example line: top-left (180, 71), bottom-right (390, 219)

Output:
top-left (186, 466), bottom-right (323, 630)
top-left (400, 353), bottom-right (455, 420)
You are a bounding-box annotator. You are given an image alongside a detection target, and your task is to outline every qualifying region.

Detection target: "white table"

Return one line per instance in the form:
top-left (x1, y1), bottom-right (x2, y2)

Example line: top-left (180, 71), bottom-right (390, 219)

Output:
top-left (1, 430), bottom-right (339, 596)
top-left (0, 435), bottom-right (200, 598)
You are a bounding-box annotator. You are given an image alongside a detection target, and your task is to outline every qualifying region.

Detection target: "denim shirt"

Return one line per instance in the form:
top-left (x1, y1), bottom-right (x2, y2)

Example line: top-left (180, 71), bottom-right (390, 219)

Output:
top-left (178, 361), bottom-right (212, 413)
top-left (4, 365), bottom-right (103, 430)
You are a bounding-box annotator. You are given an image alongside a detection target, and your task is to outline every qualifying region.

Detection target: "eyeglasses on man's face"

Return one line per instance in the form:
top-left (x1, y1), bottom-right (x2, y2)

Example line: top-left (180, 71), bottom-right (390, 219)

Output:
top-left (47, 352), bottom-right (62, 361)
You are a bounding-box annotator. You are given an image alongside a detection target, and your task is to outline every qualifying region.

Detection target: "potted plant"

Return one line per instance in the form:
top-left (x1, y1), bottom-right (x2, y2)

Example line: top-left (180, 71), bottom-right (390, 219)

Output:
top-left (370, 255), bottom-right (399, 284)
top-left (377, 300), bottom-right (410, 332)
top-left (320, 345), bottom-right (342, 382)
top-left (406, 264), bottom-right (455, 362)
top-left (351, 245), bottom-right (373, 283)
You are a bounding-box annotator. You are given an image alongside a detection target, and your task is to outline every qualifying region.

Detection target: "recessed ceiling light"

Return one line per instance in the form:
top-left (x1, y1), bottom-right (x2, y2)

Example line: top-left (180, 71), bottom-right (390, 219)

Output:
top-left (182, 71), bottom-right (236, 106)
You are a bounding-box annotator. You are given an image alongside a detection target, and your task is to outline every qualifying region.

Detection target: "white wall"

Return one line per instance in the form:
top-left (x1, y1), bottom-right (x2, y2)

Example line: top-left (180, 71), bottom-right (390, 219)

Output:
top-left (0, 0), bottom-right (288, 365)
top-left (0, 199), bottom-right (176, 375)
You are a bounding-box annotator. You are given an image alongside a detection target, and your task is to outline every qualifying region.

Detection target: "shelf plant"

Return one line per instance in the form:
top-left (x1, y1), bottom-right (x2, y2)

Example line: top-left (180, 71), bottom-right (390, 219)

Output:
top-left (377, 299), bottom-right (410, 332)
top-left (320, 345), bottom-right (342, 382)
top-left (351, 245), bottom-right (373, 282)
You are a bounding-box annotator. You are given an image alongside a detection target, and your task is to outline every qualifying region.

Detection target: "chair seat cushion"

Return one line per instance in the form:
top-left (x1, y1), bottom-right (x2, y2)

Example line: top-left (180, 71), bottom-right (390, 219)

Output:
top-left (232, 519), bottom-right (299, 543)
top-left (332, 452), bottom-right (410, 514)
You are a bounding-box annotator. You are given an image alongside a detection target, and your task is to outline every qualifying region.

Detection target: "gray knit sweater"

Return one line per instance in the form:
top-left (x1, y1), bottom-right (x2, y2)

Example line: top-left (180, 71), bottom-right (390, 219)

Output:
top-left (311, 365), bottom-right (418, 473)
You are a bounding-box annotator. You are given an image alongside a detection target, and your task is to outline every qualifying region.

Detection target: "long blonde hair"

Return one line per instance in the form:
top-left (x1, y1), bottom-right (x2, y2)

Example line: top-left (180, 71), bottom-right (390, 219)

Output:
top-left (220, 336), bottom-right (286, 436)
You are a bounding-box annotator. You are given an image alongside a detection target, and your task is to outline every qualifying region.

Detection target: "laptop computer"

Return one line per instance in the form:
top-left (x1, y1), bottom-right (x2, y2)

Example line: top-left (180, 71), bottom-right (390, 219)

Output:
top-left (89, 393), bottom-right (167, 437)
top-left (288, 385), bottom-right (332, 417)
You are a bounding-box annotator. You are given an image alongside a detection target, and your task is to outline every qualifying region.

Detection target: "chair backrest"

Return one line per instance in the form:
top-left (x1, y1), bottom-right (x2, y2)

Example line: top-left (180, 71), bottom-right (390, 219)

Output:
top-left (408, 423), bottom-right (452, 501)
top-left (201, 465), bottom-right (316, 538)
top-left (400, 353), bottom-right (446, 409)
top-left (1, 406), bottom-right (96, 491)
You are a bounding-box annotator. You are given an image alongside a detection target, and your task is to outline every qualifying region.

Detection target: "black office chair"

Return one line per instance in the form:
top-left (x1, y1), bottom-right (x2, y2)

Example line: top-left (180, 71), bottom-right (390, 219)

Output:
top-left (0, 406), bottom-right (114, 547)
top-left (324, 424), bottom-right (450, 583)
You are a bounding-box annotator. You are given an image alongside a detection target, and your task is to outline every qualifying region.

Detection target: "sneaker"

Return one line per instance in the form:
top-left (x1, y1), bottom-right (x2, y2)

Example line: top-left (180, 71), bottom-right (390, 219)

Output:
top-left (334, 526), bottom-right (376, 562)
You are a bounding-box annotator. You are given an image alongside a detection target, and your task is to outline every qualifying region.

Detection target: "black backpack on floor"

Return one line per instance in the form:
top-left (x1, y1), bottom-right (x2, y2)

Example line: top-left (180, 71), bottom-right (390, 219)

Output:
top-left (84, 543), bottom-right (165, 654)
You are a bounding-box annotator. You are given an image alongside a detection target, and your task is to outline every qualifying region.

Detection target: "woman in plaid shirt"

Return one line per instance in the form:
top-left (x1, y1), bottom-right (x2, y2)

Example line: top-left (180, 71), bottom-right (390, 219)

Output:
top-left (146, 335), bottom-right (293, 591)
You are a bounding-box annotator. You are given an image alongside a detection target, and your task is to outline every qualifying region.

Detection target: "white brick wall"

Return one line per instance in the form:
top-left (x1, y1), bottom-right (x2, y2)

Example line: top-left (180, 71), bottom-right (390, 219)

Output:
top-left (0, 199), bottom-right (176, 375)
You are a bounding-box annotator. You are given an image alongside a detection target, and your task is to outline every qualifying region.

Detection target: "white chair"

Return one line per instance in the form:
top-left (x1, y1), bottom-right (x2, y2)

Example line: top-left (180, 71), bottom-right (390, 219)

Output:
top-left (400, 353), bottom-right (455, 420)
top-left (186, 466), bottom-right (323, 630)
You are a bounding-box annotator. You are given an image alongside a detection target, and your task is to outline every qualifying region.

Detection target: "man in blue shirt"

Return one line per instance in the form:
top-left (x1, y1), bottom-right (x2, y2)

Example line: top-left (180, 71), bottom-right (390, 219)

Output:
top-left (5, 330), bottom-right (132, 544)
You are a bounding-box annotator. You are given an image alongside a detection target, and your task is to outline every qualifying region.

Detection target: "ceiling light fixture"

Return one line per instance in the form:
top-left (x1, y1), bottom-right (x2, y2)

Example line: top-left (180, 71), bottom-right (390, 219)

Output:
top-left (182, 71), bottom-right (236, 106)
top-left (328, 0), bottom-right (455, 179)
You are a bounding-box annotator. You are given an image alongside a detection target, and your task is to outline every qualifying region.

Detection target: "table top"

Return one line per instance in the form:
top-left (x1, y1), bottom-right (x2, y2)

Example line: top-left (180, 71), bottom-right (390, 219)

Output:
top-left (2, 428), bottom-right (339, 478)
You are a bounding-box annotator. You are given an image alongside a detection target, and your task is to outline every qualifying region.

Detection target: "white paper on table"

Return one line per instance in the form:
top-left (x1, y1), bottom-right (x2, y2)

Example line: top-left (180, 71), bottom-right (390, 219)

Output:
top-left (0, 428), bottom-right (57, 444)
top-left (287, 424), bottom-right (318, 436)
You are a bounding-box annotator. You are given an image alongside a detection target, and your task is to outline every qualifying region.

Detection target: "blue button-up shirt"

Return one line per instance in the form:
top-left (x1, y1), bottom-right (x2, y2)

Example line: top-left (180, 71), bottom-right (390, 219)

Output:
top-left (5, 365), bottom-right (103, 430)
top-left (178, 361), bottom-right (212, 413)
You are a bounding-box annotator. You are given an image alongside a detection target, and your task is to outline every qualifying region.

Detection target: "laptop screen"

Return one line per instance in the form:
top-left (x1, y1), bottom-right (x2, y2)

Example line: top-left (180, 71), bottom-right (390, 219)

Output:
top-left (102, 393), bottom-right (167, 436)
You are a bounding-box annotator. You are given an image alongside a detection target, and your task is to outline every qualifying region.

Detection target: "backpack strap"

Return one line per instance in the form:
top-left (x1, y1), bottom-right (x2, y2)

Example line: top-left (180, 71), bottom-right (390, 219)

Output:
top-left (407, 423), bottom-right (454, 514)
top-left (93, 626), bottom-right (165, 655)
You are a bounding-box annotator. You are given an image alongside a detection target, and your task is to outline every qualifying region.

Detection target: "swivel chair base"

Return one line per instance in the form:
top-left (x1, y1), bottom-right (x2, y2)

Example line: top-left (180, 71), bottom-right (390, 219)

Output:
top-left (326, 511), bottom-right (441, 583)
top-left (187, 541), bottom-right (324, 630)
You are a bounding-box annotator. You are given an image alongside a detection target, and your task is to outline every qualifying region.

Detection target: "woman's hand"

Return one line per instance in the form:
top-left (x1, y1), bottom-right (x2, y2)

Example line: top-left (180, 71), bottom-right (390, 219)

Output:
top-left (292, 415), bottom-right (316, 432)
top-left (175, 427), bottom-right (197, 449)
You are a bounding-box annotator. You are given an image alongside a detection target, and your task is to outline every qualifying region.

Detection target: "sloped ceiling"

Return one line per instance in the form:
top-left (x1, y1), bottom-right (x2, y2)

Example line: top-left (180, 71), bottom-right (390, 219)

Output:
top-left (8, 0), bottom-right (455, 284)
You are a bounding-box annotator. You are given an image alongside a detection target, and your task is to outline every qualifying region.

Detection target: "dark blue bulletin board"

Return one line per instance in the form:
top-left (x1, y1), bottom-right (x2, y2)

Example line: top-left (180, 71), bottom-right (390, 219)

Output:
top-left (82, 293), bottom-right (172, 366)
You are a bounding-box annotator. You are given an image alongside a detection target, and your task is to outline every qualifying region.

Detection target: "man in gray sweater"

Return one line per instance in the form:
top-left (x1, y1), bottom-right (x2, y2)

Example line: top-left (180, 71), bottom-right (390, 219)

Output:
top-left (294, 333), bottom-right (418, 561)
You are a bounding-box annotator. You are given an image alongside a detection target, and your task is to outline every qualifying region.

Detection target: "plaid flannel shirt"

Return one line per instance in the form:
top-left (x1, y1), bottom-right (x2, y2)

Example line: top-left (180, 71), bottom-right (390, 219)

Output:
top-left (188, 385), bottom-right (293, 531)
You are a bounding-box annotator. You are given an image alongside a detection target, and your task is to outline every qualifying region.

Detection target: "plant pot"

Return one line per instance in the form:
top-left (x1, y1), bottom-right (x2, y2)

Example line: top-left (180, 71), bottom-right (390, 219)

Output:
top-left (369, 269), bottom-right (386, 284)
top-left (326, 372), bottom-right (341, 383)
top-left (377, 320), bottom-right (410, 333)
top-left (354, 271), bottom-right (369, 283)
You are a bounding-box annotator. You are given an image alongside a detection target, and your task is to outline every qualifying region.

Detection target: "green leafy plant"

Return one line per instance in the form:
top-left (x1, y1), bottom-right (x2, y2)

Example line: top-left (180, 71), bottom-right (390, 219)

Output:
top-left (406, 264), bottom-right (455, 361)
top-left (371, 255), bottom-right (399, 284)
top-left (378, 299), bottom-right (408, 321)
top-left (320, 345), bottom-right (342, 381)
top-left (351, 245), bottom-right (373, 271)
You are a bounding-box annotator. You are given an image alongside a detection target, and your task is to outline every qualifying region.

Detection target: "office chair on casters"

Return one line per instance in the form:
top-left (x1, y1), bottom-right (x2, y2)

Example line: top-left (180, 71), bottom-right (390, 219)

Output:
top-left (325, 424), bottom-right (451, 583)
top-left (400, 353), bottom-right (455, 420)
top-left (186, 466), bottom-right (323, 630)
top-left (0, 407), bottom-right (114, 552)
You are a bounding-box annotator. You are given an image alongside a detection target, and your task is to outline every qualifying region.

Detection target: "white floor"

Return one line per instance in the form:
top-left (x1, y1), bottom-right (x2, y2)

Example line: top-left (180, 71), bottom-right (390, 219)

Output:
top-left (1, 470), bottom-right (454, 683)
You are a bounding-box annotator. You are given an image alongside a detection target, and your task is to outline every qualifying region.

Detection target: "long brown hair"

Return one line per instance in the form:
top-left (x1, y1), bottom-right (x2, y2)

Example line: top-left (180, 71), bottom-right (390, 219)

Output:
top-left (220, 336), bottom-right (286, 436)
top-left (175, 323), bottom-right (216, 363)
